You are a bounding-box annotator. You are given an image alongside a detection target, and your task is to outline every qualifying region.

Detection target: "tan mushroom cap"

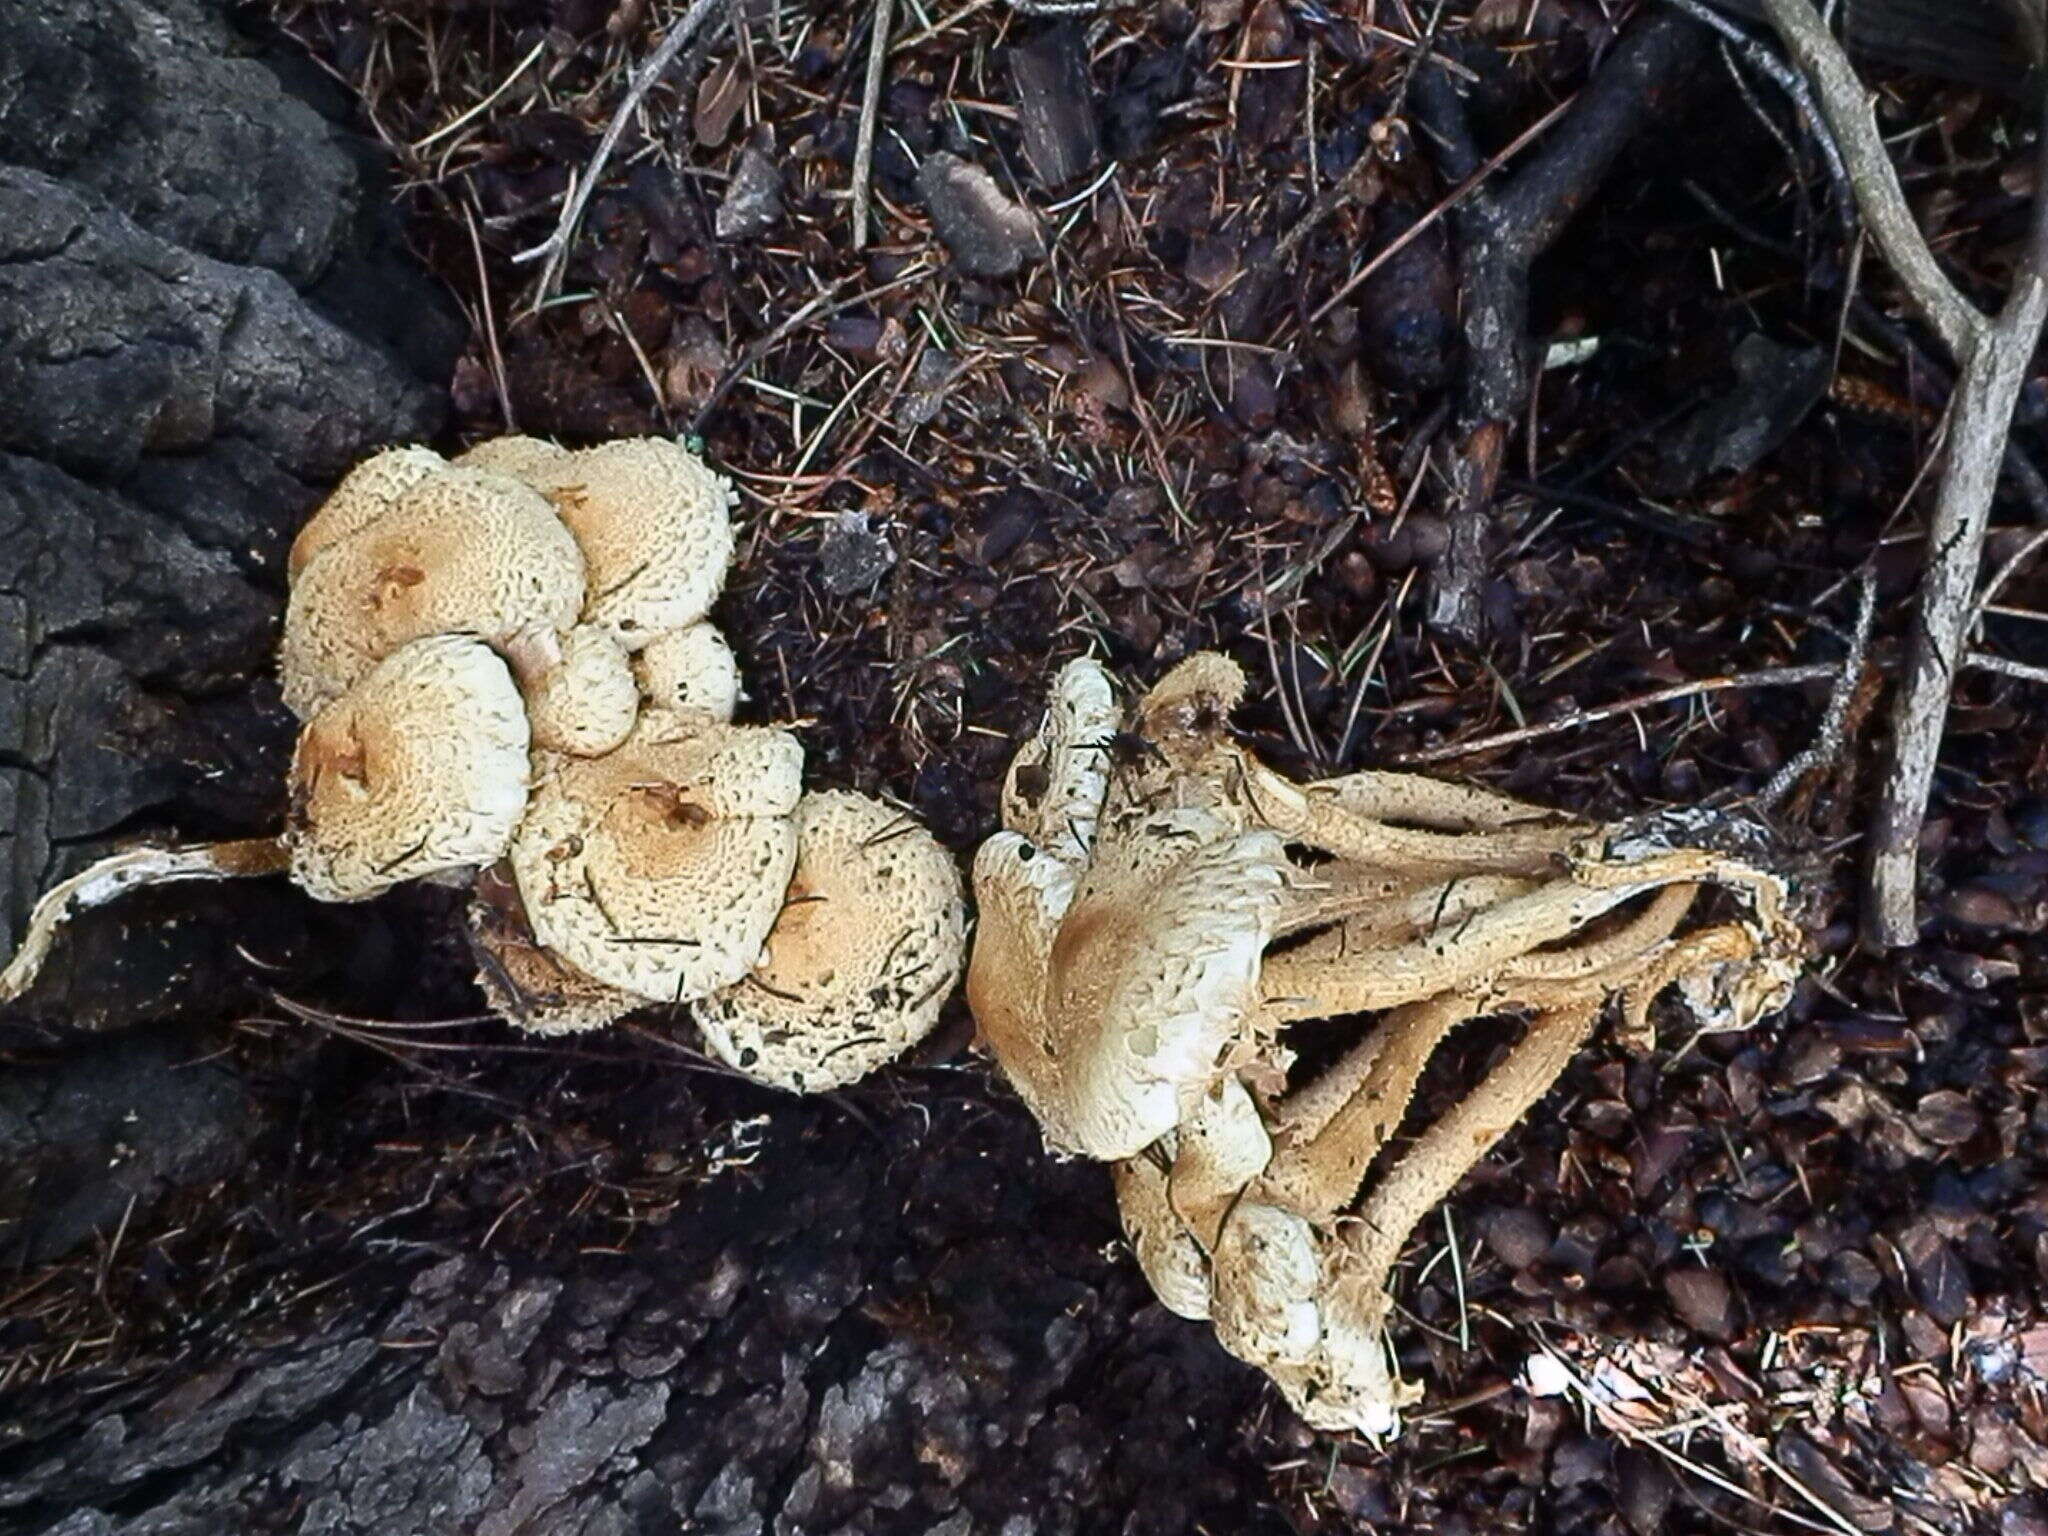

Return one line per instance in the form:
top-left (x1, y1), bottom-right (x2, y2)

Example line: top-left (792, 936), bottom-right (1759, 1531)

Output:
top-left (288, 446), bottom-right (449, 578)
top-left (694, 789), bottom-right (968, 1093)
top-left (286, 634), bottom-right (531, 902)
top-left (508, 722), bottom-right (803, 1004)
top-left (504, 438), bottom-right (736, 649)
top-left (634, 622), bottom-right (741, 723)
top-left (523, 624), bottom-right (640, 757)
top-left (969, 804), bottom-right (1290, 1161)
top-left (468, 862), bottom-right (642, 1034)
top-left (453, 434), bottom-right (574, 485)
top-left (280, 466), bottom-right (586, 718)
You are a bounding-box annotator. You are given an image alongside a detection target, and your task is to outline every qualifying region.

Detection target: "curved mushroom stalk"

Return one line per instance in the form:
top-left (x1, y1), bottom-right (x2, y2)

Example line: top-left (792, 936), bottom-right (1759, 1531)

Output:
top-left (0, 838), bottom-right (289, 1006)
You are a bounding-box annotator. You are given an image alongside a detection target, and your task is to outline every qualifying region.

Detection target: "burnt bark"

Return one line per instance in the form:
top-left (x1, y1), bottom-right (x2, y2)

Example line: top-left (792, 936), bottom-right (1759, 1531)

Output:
top-left (0, 1092), bottom-right (1281, 1536)
top-left (0, 0), bottom-right (454, 1040)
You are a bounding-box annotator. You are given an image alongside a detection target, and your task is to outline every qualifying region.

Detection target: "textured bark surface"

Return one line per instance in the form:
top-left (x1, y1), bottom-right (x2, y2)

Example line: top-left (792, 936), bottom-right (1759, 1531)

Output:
top-left (0, 0), bottom-right (451, 1040)
top-left (0, 1089), bottom-right (1277, 1536)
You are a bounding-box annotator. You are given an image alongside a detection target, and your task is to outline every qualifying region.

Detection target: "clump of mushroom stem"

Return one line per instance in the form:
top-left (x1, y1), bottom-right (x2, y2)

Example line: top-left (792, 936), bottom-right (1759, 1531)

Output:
top-left (969, 653), bottom-right (1810, 1436)
top-left (1, 437), bottom-right (966, 1097)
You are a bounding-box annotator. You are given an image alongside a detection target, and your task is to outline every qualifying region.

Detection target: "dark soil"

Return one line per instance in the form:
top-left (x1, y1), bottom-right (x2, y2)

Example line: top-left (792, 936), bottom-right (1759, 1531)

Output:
top-left (8, 0), bottom-right (2048, 1531)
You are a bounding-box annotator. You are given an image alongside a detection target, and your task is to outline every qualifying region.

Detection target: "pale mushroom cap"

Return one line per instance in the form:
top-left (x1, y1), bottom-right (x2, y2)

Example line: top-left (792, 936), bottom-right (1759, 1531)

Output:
top-left (524, 625), bottom-right (640, 756)
top-left (507, 724), bottom-right (803, 1004)
top-left (526, 438), bottom-right (737, 649)
top-left (999, 656), bottom-right (1117, 861)
top-left (969, 805), bottom-right (1289, 1162)
top-left (695, 789), bottom-right (968, 1093)
top-left (1111, 1149), bottom-right (1214, 1322)
top-left (288, 446), bottom-right (449, 579)
top-left (280, 466), bottom-right (586, 718)
top-left (634, 622), bottom-right (741, 723)
top-left (286, 634), bottom-right (531, 902)
top-left (452, 434), bottom-right (574, 485)
top-left (468, 862), bottom-right (642, 1034)
top-left (1043, 811), bottom-right (1289, 1159)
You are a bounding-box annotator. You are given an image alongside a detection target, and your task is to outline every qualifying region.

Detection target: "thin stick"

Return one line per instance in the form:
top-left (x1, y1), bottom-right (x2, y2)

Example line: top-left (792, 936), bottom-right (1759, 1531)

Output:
top-left (1389, 664), bottom-right (1836, 766)
top-left (850, 0), bottom-right (896, 251)
top-left (1755, 0), bottom-right (2048, 945)
top-left (1967, 651), bottom-right (2048, 687)
top-left (512, 0), bottom-right (728, 303)
top-left (1307, 91), bottom-right (1575, 327)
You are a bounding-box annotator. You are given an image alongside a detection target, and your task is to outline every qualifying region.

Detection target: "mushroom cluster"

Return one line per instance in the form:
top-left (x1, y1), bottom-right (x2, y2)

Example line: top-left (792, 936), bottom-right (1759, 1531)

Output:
top-left (2, 437), bottom-right (966, 1094)
top-left (968, 653), bottom-right (1810, 1436)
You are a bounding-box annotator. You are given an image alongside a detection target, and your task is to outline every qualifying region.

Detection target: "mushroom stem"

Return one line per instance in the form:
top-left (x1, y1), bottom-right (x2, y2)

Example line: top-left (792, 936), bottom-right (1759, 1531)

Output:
top-left (1246, 761), bottom-right (1585, 878)
top-left (1259, 872), bottom-right (1672, 1022)
top-left (1300, 770), bottom-right (1566, 832)
top-left (1498, 882), bottom-right (1698, 981)
top-left (1270, 873), bottom-right (1536, 947)
top-left (0, 837), bottom-right (290, 1004)
top-left (1254, 992), bottom-right (1478, 1223)
top-left (1325, 994), bottom-right (1605, 1355)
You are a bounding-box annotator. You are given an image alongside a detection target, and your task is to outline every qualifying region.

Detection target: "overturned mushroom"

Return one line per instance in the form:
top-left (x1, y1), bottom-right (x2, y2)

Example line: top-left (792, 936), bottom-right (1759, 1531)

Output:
top-left (971, 653), bottom-right (1811, 1435)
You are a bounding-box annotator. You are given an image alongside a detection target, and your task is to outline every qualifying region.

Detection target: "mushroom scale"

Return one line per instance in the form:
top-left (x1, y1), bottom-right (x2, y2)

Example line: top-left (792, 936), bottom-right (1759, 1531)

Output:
top-left (279, 465), bottom-right (586, 718)
top-left (485, 437), bottom-right (737, 650)
top-left (286, 634), bottom-right (532, 902)
top-left (694, 789), bottom-right (968, 1093)
top-left (507, 722), bottom-right (804, 1005)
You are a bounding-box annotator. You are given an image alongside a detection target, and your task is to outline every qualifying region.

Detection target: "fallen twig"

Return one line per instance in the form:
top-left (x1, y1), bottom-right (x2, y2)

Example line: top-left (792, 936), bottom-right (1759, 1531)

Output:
top-left (849, 0), bottom-right (896, 251)
top-left (1755, 0), bottom-right (2048, 947)
top-left (1410, 11), bottom-right (1709, 639)
top-left (1390, 664), bottom-right (1836, 766)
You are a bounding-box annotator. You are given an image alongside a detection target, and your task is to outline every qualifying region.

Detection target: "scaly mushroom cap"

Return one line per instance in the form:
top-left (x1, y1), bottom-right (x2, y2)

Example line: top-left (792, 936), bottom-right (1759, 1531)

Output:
top-left (512, 438), bottom-right (736, 649)
top-left (286, 635), bottom-right (531, 902)
top-left (695, 789), bottom-right (968, 1093)
top-left (452, 434), bottom-right (574, 485)
top-left (507, 721), bottom-right (803, 1004)
top-left (288, 445), bottom-right (449, 579)
top-left (969, 803), bottom-right (1290, 1161)
top-left (998, 656), bottom-right (1118, 862)
top-left (524, 624), bottom-right (640, 757)
top-left (280, 466), bottom-right (586, 717)
top-left (468, 862), bottom-right (642, 1034)
top-left (634, 622), bottom-right (741, 723)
